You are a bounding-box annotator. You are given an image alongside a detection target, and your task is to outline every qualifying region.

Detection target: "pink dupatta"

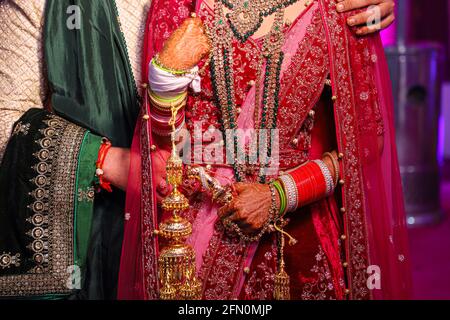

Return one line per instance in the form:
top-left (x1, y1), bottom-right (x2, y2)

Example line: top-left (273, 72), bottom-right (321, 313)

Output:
top-left (118, 0), bottom-right (412, 300)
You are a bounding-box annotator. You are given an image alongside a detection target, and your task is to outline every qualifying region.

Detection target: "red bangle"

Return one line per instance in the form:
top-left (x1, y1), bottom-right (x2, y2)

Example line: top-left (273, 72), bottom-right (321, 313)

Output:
top-left (290, 161), bottom-right (327, 207)
top-left (96, 138), bottom-right (113, 193)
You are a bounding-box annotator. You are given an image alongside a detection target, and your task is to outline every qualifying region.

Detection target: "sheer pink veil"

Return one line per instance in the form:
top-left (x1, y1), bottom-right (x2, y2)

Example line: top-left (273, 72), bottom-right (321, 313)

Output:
top-left (360, 35), bottom-right (413, 299)
top-left (117, 0), bottom-right (162, 300)
top-left (117, 0), bottom-right (413, 300)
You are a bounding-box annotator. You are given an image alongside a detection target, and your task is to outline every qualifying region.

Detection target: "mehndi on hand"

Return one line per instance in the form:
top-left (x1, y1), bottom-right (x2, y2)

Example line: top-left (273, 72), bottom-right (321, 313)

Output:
top-left (158, 17), bottom-right (211, 72)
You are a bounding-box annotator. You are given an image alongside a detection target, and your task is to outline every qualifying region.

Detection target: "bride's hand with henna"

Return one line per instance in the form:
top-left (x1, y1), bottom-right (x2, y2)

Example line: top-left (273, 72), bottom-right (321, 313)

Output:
top-left (157, 17), bottom-right (211, 71)
top-left (218, 183), bottom-right (280, 234)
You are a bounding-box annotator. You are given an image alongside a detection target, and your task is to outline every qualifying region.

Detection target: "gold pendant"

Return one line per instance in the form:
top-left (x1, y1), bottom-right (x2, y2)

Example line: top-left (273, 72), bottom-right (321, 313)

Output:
top-left (227, 1), bottom-right (263, 41)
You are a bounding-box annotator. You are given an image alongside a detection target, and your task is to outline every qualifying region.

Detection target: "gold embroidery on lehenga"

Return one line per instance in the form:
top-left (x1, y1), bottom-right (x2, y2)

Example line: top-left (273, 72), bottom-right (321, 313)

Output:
top-left (141, 115), bottom-right (160, 299)
top-left (243, 241), bottom-right (278, 300)
top-left (320, 0), bottom-right (372, 299)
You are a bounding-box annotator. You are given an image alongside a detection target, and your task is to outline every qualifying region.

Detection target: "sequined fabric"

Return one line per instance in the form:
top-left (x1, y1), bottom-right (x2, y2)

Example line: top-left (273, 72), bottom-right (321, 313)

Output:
top-left (116, 0), bottom-right (151, 90)
top-left (0, 0), bottom-right (151, 159)
top-left (0, 0), bottom-right (47, 158)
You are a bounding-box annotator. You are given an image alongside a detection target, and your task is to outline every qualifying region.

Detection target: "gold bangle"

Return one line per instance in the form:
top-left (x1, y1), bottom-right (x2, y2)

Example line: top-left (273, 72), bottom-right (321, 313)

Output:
top-left (148, 88), bottom-right (187, 105)
top-left (153, 54), bottom-right (191, 76)
top-left (322, 152), bottom-right (339, 187)
top-left (148, 89), bottom-right (187, 111)
top-left (150, 96), bottom-right (187, 113)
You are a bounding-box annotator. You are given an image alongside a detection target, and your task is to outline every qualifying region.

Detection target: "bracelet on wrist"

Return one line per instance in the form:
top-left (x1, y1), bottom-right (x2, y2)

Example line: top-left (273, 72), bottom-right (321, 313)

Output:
top-left (312, 160), bottom-right (334, 196)
top-left (152, 118), bottom-right (186, 137)
top-left (322, 152), bottom-right (340, 187)
top-left (152, 54), bottom-right (192, 77)
top-left (95, 138), bottom-right (113, 193)
top-left (148, 88), bottom-right (187, 112)
top-left (272, 180), bottom-right (287, 216)
top-left (290, 161), bottom-right (327, 207)
top-left (278, 174), bottom-right (298, 213)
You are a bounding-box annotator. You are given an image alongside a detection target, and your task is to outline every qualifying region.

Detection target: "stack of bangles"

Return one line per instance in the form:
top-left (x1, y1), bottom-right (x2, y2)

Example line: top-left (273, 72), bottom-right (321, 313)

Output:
top-left (95, 138), bottom-right (113, 193)
top-left (271, 152), bottom-right (340, 215)
top-left (148, 89), bottom-right (187, 137)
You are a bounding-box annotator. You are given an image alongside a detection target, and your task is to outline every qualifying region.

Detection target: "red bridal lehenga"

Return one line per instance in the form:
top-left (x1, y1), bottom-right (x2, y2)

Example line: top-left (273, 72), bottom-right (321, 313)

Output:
top-left (118, 0), bottom-right (412, 300)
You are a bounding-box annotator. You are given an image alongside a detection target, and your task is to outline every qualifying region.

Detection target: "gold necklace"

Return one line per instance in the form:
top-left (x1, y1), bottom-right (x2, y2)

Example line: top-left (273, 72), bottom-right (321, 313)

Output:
top-left (208, 1), bottom-right (286, 183)
top-left (219, 0), bottom-right (300, 41)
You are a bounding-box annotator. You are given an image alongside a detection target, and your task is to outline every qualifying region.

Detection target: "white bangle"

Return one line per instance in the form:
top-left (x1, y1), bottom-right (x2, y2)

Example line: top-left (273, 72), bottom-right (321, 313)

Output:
top-left (312, 160), bottom-right (334, 196)
top-left (279, 174), bottom-right (298, 212)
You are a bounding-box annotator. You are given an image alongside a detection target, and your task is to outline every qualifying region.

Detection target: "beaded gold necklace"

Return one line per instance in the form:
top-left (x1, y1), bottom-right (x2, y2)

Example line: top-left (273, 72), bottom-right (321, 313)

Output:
top-left (220, 0), bottom-right (300, 41)
top-left (209, 0), bottom-right (292, 182)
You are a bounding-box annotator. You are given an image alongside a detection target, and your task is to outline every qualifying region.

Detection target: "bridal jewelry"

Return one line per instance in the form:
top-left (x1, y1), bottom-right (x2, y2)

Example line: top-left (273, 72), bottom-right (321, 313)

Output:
top-left (185, 165), bottom-right (234, 205)
top-left (156, 101), bottom-right (201, 300)
top-left (207, 0), bottom-right (300, 300)
top-left (209, 1), bottom-right (288, 184)
top-left (222, 183), bottom-right (278, 243)
top-left (219, 0), bottom-right (301, 42)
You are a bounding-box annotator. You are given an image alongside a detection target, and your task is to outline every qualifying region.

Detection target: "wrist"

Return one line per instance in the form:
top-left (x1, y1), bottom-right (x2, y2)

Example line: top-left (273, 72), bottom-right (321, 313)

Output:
top-left (156, 52), bottom-right (196, 74)
top-left (96, 139), bottom-right (113, 192)
top-left (271, 180), bottom-right (287, 216)
top-left (102, 147), bottom-right (130, 191)
top-left (153, 54), bottom-right (193, 76)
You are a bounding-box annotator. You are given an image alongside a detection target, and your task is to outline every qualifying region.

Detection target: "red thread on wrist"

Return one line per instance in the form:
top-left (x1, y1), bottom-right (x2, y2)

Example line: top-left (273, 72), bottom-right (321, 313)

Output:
top-left (96, 138), bottom-right (113, 193)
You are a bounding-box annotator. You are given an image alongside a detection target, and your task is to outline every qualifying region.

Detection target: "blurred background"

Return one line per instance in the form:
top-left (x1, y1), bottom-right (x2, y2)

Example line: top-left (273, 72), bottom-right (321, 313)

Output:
top-left (381, 0), bottom-right (450, 299)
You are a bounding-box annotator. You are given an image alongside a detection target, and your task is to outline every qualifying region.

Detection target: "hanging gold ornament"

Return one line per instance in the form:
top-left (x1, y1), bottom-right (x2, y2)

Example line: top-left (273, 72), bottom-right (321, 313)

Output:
top-left (273, 218), bottom-right (297, 300)
top-left (156, 103), bottom-right (201, 300)
top-left (185, 166), bottom-right (234, 206)
top-left (273, 228), bottom-right (290, 300)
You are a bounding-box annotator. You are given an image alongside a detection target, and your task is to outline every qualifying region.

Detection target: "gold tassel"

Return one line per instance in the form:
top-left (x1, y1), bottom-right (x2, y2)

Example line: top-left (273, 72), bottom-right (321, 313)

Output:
top-left (273, 220), bottom-right (295, 300)
top-left (274, 263), bottom-right (290, 300)
top-left (159, 270), bottom-right (177, 300)
top-left (156, 102), bottom-right (202, 300)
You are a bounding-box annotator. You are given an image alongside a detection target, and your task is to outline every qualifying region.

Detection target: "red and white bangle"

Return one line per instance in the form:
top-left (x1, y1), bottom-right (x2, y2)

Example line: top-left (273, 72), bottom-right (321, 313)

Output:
top-left (150, 101), bottom-right (185, 137)
top-left (95, 138), bottom-right (113, 193)
top-left (151, 117), bottom-right (185, 137)
top-left (312, 159), bottom-right (335, 196)
top-left (290, 161), bottom-right (327, 207)
top-left (278, 174), bottom-right (298, 213)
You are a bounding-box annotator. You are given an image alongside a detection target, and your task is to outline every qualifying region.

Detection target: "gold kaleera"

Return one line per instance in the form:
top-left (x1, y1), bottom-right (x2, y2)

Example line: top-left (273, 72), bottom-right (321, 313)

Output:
top-left (156, 103), bottom-right (201, 300)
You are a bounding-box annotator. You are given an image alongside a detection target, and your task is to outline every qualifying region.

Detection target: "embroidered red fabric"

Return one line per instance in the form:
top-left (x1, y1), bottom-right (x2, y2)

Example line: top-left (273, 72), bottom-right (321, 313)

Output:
top-left (118, 0), bottom-right (412, 300)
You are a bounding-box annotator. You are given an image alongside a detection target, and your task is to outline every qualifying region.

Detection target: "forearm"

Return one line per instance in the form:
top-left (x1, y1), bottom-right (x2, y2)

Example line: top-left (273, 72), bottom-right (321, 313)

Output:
top-left (276, 151), bottom-right (341, 214)
top-left (147, 56), bottom-right (197, 141)
top-left (102, 146), bottom-right (130, 191)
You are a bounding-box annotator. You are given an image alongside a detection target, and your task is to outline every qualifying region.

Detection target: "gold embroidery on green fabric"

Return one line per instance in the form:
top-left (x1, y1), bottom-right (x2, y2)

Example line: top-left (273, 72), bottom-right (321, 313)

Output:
top-left (0, 114), bottom-right (86, 296)
top-left (78, 187), bottom-right (95, 203)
